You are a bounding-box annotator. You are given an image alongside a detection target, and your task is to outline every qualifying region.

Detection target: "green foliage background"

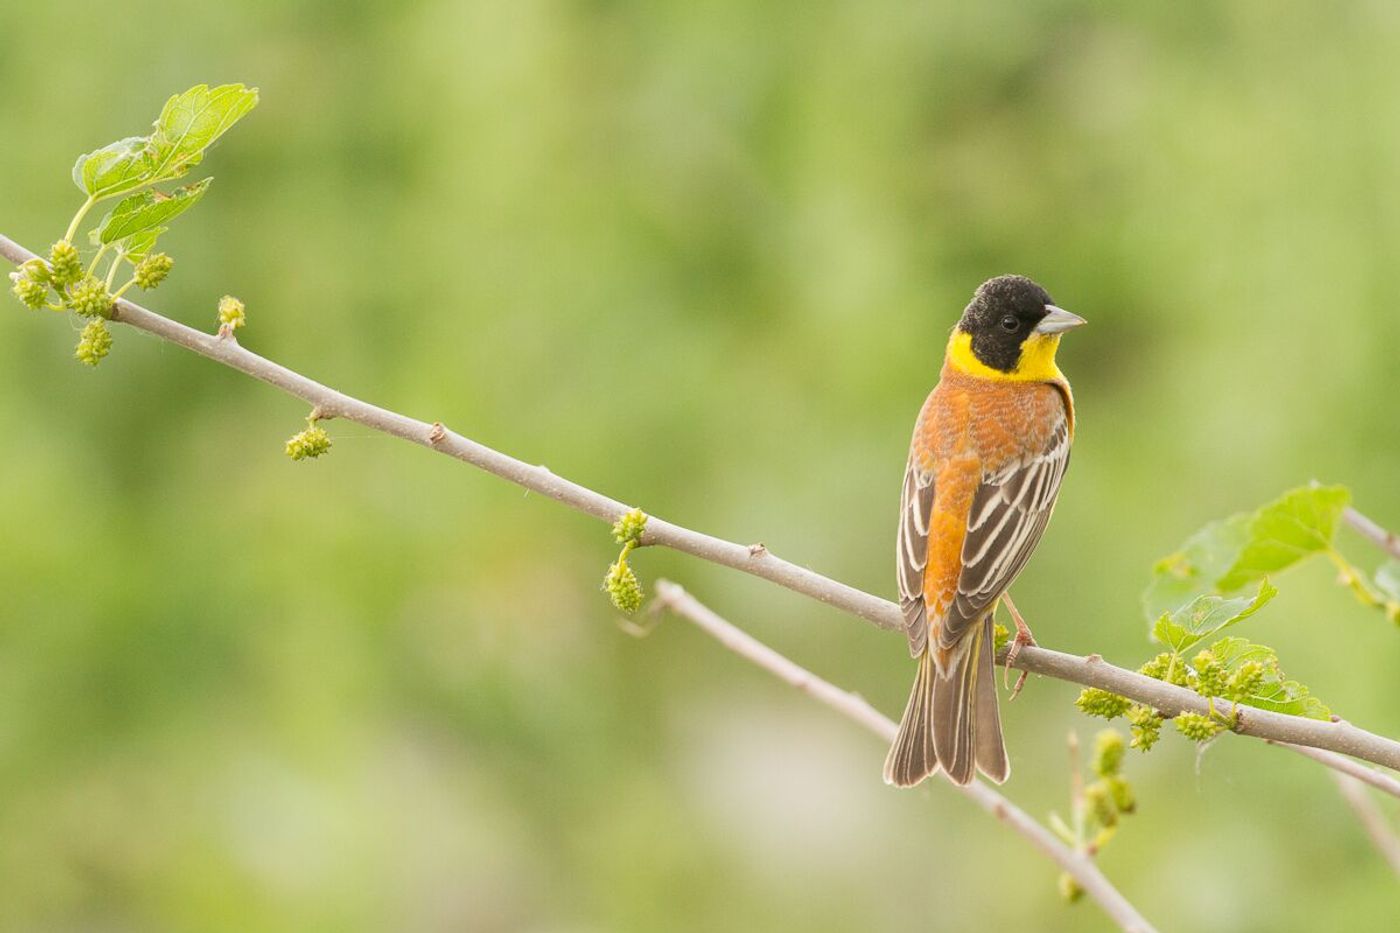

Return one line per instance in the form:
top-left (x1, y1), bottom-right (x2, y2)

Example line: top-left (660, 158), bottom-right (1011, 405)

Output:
top-left (3, 3), bottom-right (1399, 930)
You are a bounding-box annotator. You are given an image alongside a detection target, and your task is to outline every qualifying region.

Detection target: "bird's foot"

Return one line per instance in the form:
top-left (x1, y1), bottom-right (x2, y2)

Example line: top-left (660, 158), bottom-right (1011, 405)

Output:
top-left (1001, 592), bottom-right (1037, 699)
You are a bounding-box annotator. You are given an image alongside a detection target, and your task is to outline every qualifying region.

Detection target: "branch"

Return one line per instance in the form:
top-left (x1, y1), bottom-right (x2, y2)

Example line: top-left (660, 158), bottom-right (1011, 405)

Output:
top-left (0, 233), bottom-right (898, 629)
top-left (1267, 740), bottom-right (1400, 801)
top-left (4, 231), bottom-right (1399, 774)
top-left (1344, 506), bottom-right (1400, 562)
top-left (1012, 647), bottom-right (1400, 772)
top-left (650, 581), bottom-right (1157, 933)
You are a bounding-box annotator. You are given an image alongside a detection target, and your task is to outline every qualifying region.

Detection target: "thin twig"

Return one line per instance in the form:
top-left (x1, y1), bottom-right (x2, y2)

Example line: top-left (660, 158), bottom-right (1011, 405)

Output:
top-left (1319, 506), bottom-right (1400, 866)
top-left (3, 231), bottom-right (1399, 774)
top-left (650, 580), bottom-right (1157, 933)
top-left (1267, 740), bottom-right (1400, 800)
top-left (1330, 772), bottom-right (1400, 877)
top-left (1344, 506), bottom-right (1400, 562)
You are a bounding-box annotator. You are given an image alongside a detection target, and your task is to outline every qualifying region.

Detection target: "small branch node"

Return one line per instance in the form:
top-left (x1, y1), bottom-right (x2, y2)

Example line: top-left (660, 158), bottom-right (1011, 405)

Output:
top-left (747, 542), bottom-right (768, 557)
top-left (427, 422), bottom-right (447, 445)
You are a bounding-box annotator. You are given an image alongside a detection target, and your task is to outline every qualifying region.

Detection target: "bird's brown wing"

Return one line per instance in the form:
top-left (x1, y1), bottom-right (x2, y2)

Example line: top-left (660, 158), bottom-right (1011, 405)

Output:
top-left (896, 456), bottom-right (935, 657)
top-left (934, 413), bottom-right (1071, 653)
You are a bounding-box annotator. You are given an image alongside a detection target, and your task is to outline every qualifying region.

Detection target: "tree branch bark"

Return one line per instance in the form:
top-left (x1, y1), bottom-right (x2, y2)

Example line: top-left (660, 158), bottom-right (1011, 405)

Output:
top-left (1344, 506), bottom-right (1400, 562)
top-left (1266, 740), bottom-right (1400, 800)
top-left (3, 231), bottom-right (1398, 775)
top-left (651, 580), bottom-right (1157, 933)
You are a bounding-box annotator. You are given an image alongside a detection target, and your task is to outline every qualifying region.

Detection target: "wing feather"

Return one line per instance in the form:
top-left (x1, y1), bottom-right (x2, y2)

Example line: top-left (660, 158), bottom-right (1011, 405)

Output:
top-left (897, 457), bottom-right (935, 657)
top-left (936, 416), bottom-right (1071, 651)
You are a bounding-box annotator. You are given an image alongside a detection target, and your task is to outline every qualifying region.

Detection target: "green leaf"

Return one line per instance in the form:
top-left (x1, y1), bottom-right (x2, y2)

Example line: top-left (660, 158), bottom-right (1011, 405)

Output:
top-left (70, 84), bottom-right (256, 204)
top-left (1207, 636), bottom-right (1278, 668)
top-left (1150, 579), bottom-right (1277, 654)
top-left (147, 84), bottom-right (259, 182)
top-left (72, 136), bottom-right (155, 199)
top-left (1144, 486), bottom-right (1353, 618)
top-left (1207, 636), bottom-right (1331, 720)
top-left (1247, 678), bottom-right (1331, 720)
top-left (1216, 485), bottom-right (1351, 591)
top-left (120, 227), bottom-right (169, 264)
top-left (96, 178), bottom-right (211, 244)
top-left (1143, 513), bottom-right (1250, 619)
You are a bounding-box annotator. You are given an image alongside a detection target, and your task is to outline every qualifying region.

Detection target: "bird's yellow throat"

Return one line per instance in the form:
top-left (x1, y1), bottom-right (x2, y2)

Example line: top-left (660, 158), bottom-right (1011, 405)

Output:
top-left (946, 330), bottom-right (1066, 383)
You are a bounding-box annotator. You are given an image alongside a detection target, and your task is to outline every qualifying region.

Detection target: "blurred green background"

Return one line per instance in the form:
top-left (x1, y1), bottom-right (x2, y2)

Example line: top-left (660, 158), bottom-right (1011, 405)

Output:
top-left (3, 2), bottom-right (1399, 930)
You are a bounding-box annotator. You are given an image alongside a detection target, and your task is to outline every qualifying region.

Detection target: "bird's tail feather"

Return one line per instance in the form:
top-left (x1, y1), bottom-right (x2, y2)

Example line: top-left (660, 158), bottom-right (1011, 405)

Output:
top-left (972, 618), bottom-right (1010, 783)
top-left (883, 650), bottom-right (938, 786)
top-left (883, 617), bottom-right (1008, 787)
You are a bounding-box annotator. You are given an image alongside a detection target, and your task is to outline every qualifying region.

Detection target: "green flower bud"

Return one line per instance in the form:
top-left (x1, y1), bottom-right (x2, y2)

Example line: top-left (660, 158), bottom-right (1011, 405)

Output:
top-left (1191, 651), bottom-right (1226, 698)
top-left (134, 253), bottom-right (174, 289)
top-left (1075, 687), bottom-right (1131, 720)
top-left (1138, 652), bottom-right (1189, 686)
top-left (1127, 704), bottom-right (1162, 752)
top-left (1107, 774), bottom-right (1136, 814)
top-left (1224, 660), bottom-right (1265, 701)
top-left (218, 295), bottom-right (246, 330)
top-left (66, 276), bottom-right (113, 318)
top-left (20, 258), bottom-right (52, 284)
top-left (604, 556), bottom-right (643, 613)
top-left (611, 508), bottom-right (648, 546)
top-left (1085, 781), bottom-right (1117, 829)
top-left (10, 271), bottom-right (49, 309)
top-left (992, 622), bottom-right (1010, 655)
top-left (1057, 872), bottom-right (1083, 903)
top-left (1137, 653), bottom-right (1169, 680)
top-left (1174, 711), bottom-right (1224, 742)
top-left (285, 424), bottom-right (332, 461)
top-left (74, 318), bottom-right (112, 366)
top-left (1092, 729), bottom-right (1126, 777)
top-left (49, 240), bottom-right (82, 286)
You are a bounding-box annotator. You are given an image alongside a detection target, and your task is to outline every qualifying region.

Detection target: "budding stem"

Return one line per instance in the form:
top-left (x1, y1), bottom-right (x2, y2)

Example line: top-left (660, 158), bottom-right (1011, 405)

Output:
top-left (86, 243), bottom-right (112, 278)
top-left (64, 196), bottom-right (96, 244)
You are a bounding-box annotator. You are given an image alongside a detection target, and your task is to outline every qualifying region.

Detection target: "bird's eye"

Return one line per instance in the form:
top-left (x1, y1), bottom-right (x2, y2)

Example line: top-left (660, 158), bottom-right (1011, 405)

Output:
top-left (999, 315), bottom-right (1019, 332)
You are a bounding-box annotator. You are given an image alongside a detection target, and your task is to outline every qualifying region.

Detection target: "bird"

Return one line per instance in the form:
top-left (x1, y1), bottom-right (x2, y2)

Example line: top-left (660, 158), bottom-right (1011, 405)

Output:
top-left (884, 275), bottom-right (1085, 787)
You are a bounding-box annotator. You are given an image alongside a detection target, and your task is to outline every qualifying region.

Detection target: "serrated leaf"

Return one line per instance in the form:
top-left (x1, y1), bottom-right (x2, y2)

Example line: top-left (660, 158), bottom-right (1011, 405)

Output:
top-left (70, 85), bottom-right (256, 205)
top-left (1243, 676), bottom-right (1331, 719)
top-left (72, 136), bottom-right (156, 199)
top-left (1216, 485), bottom-right (1351, 592)
top-left (1206, 636), bottom-right (1331, 720)
top-left (1151, 579), bottom-right (1277, 654)
top-left (120, 227), bottom-right (169, 264)
top-left (96, 178), bottom-right (211, 244)
top-left (147, 84), bottom-right (258, 182)
top-left (1207, 636), bottom-right (1278, 669)
top-left (1143, 513), bottom-right (1250, 619)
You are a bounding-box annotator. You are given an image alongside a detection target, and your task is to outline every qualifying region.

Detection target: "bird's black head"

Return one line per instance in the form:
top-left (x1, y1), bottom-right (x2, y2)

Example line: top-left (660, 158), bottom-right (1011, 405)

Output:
top-left (955, 275), bottom-right (1082, 374)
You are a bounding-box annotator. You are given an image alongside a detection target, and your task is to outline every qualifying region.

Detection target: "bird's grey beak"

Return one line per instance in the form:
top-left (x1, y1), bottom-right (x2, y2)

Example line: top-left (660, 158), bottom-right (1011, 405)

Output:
top-left (1036, 305), bottom-right (1087, 334)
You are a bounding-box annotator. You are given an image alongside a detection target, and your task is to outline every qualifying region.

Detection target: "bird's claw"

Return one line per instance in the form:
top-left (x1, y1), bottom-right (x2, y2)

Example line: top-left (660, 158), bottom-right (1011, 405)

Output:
top-left (1001, 592), bottom-right (1036, 698)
